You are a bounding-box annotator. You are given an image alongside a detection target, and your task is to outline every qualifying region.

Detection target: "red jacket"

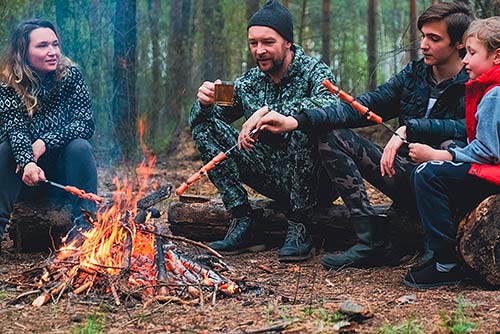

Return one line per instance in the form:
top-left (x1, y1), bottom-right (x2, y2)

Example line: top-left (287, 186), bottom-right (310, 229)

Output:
top-left (465, 65), bottom-right (500, 185)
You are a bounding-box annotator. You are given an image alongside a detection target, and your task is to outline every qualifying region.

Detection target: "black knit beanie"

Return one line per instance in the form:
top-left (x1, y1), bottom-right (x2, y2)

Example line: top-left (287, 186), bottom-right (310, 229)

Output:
top-left (247, 0), bottom-right (294, 42)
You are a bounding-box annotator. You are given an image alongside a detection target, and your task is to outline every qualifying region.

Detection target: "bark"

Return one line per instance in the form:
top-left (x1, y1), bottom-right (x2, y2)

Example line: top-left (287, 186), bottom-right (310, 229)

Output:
top-left (9, 202), bottom-right (72, 253)
top-left (409, 0), bottom-right (419, 61)
top-left (246, 0), bottom-right (260, 69)
top-left (367, 0), bottom-right (377, 90)
top-left (321, 0), bottom-right (330, 66)
top-left (201, 0), bottom-right (226, 81)
top-left (112, 0), bottom-right (137, 160)
top-left (147, 0), bottom-right (162, 139)
top-left (457, 195), bottom-right (500, 287)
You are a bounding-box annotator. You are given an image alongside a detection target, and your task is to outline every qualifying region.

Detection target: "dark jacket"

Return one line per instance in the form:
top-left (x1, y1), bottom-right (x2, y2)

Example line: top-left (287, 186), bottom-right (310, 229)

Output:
top-left (295, 59), bottom-right (468, 147)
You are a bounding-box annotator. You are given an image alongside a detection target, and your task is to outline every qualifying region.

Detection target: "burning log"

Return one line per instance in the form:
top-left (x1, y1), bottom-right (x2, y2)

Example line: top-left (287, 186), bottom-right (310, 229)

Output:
top-left (14, 181), bottom-right (240, 306)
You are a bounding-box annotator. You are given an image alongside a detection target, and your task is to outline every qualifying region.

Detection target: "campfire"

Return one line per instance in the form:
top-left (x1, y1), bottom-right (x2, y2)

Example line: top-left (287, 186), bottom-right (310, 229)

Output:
top-left (19, 121), bottom-right (239, 306)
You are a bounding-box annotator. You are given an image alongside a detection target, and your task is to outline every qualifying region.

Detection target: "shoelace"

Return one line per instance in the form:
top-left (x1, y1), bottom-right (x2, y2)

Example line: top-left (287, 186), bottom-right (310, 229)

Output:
top-left (224, 218), bottom-right (249, 240)
top-left (284, 222), bottom-right (306, 244)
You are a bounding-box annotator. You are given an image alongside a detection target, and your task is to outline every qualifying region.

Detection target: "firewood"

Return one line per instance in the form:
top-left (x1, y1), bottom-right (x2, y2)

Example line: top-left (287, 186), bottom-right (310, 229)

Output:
top-left (457, 194), bottom-right (500, 287)
top-left (136, 185), bottom-right (172, 210)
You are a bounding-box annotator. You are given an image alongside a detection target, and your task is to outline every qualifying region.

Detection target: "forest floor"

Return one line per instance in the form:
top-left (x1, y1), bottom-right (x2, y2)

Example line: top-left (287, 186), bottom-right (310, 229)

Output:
top-left (0, 129), bottom-right (499, 334)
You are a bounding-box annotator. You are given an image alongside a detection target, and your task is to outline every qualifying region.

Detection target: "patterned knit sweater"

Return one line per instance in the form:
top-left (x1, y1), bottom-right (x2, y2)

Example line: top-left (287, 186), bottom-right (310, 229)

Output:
top-left (0, 66), bottom-right (94, 168)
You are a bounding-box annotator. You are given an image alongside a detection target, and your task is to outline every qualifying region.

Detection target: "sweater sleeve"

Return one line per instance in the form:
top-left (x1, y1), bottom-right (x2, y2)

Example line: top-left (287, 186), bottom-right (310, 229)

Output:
top-left (38, 67), bottom-right (95, 149)
top-left (449, 87), bottom-right (500, 164)
top-left (0, 86), bottom-right (35, 168)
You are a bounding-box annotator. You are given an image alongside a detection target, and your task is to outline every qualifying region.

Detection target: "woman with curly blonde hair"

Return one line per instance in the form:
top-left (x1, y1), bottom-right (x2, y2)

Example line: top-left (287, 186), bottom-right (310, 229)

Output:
top-left (0, 19), bottom-right (98, 240)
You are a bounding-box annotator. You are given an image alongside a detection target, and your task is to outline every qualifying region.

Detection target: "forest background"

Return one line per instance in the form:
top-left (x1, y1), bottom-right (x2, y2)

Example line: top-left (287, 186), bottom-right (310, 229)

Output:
top-left (1, 0), bottom-right (499, 163)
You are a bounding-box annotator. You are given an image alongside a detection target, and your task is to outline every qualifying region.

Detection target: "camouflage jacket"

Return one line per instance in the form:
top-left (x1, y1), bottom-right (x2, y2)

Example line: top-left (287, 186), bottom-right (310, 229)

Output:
top-left (189, 44), bottom-right (337, 129)
top-left (296, 59), bottom-right (469, 146)
top-left (0, 66), bottom-right (95, 168)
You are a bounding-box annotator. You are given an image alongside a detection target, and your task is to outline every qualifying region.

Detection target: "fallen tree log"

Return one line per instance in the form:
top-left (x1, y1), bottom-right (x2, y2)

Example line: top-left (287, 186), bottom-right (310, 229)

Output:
top-left (8, 201), bottom-right (72, 253)
top-left (457, 194), bottom-right (500, 287)
top-left (169, 194), bottom-right (500, 287)
top-left (167, 195), bottom-right (423, 252)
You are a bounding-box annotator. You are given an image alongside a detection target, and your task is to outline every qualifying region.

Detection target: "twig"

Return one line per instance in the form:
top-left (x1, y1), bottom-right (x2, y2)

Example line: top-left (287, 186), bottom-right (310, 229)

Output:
top-left (110, 283), bottom-right (121, 305)
top-left (211, 284), bottom-right (218, 307)
top-left (7, 289), bottom-right (41, 304)
top-left (137, 228), bottom-right (222, 258)
top-left (240, 323), bottom-right (288, 334)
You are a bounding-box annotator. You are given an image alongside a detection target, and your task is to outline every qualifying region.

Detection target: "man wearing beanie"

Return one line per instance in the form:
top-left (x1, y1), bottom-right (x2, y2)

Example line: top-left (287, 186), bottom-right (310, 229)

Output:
top-left (189, 0), bottom-right (338, 262)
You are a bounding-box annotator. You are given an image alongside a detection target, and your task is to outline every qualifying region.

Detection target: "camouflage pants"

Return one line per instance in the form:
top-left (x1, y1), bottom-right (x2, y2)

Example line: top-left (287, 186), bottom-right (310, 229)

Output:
top-left (319, 128), bottom-right (419, 217)
top-left (191, 118), bottom-right (325, 216)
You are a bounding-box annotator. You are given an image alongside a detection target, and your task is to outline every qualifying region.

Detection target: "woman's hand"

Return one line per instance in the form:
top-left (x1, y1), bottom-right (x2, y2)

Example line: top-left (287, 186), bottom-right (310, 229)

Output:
top-left (409, 143), bottom-right (452, 163)
top-left (256, 111), bottom-right (298, 134)
top-left (380, 126), bottom-right (407, 177)
top-left (32, 139), bottom-right (46, 162)
top-left (22, 162), bottom-right (46, 186)
top-left (238, 106), bottom-right (269, 150)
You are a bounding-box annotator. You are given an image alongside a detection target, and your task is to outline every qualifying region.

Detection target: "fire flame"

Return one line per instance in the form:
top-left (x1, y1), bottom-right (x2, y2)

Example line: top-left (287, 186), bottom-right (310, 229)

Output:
top-left (36, 118), bottom-right (238, 303)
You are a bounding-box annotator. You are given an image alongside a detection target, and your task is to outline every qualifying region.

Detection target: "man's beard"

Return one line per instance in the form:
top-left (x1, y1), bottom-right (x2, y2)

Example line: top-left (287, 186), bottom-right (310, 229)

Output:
top-left (258, 57), bottom-right (285, 75)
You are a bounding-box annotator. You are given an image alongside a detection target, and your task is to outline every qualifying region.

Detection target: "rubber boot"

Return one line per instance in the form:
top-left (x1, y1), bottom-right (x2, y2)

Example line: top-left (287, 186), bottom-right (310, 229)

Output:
top-left (321, 215), bottom-right (395, 269)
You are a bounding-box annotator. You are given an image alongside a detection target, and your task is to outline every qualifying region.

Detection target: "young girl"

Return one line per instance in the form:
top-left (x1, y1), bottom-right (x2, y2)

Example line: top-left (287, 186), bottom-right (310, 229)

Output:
top-left (0, 19), bottom-right (98, 240)
top-left (404, 17), bottom-right (500, 289)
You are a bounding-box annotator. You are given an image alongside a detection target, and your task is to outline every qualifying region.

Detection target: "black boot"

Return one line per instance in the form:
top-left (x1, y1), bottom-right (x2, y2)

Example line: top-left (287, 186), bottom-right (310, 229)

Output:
top-left (278, 221), bottom-right (314, 262)
top-left (321, 215), bottom-right (395, 269)
top-left (207, 216), bottom-right (265, 255)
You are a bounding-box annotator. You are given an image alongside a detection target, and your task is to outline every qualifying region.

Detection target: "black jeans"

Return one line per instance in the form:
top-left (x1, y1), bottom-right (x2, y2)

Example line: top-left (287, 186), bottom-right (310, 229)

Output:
top-left (412, 161), bottom-right (500, 262)
top-left (0, 139), bottom-right (98, 235)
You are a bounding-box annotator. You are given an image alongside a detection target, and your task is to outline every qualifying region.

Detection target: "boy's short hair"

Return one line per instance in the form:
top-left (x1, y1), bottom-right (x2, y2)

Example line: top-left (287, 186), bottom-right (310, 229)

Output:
top-left (463, 17), bottom-right (500, 53)
top-left (418, 1), bottom-right (475, 56)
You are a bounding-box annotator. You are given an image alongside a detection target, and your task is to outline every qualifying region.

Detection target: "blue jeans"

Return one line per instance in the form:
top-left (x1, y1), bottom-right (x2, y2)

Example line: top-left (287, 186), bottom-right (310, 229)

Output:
top-left (0, 139), bottom-right (98, 236)
top-left (412, 161), bottom-right (500, 262)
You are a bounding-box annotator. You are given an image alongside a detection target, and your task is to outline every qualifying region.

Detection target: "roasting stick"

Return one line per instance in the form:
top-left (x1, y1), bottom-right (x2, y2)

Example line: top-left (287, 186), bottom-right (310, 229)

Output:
top-left (176, 127), bottom-right (260, 196)
top-left (322, 80), bottom-right (409, 144)
top-left (44, 180), bottom-right (104, 205)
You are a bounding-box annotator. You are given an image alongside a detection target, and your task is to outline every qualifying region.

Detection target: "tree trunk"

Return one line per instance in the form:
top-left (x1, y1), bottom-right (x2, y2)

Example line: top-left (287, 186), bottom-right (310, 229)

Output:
top-left (297, 0), bottom-right (308, 47)
top-left (112, 0), bottom-right (137, 160)
top-left (321, 0), bottom-right (330, 66)
top-left (367, 0), bottom-right (377, 90)
top-left (148, 0), bottom-right (162, 139)
top-left (457, 195), bottom-right (500, 287)
top-left (246, 0), bottom-right (260, 70)
top-left (201, 0), bottom-right (226, 81)
top-left (409, 0), bottom-right (419, 61)
top-left (166, 0), bottom-right (193, 126)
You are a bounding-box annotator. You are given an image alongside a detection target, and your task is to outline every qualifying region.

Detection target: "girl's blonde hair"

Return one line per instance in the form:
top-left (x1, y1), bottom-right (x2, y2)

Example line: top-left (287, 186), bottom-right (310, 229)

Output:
top-left (463, 16), bottom-right (500, 54)
top-left (0, 19), bottom-right (75, 117)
